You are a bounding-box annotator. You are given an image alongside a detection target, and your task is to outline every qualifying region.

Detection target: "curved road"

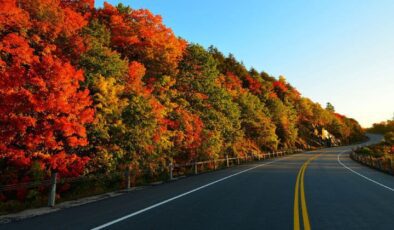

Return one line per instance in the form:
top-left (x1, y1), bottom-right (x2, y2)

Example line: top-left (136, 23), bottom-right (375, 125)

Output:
top-left (1, 134), bottom-right (393, 230)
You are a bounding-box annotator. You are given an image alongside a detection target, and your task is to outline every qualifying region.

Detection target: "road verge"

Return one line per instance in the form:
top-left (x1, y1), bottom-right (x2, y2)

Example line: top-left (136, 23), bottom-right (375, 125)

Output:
top-left (350, 151), bottom-right (394, 175)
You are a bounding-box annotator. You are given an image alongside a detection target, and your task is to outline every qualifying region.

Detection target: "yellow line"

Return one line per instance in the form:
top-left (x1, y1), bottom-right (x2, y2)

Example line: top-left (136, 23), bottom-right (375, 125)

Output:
top-left (294, 155), bottom-right (320, 230)
top-left (301, 162), bottom-right (311, 230)
top-left (293, 164), bottom-right (302, 230)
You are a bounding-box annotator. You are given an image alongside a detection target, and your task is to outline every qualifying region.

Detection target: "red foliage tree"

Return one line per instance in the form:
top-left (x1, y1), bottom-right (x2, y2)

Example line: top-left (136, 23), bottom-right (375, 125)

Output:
top-left (0, 0), bottom-right (31, 33)
top-left (273, 80), bottom-right (288, 93)
top-left (0, 33), bottom-right (94, 178)
top-left (172, 108), bottom-right (204, 162)
top-left (18, 0), bottom-right (86, 38)
top-left (245, 75), bottom-right (262, 94)
top-left (273, 80), bottom-right (289, 101)
top-left (126, 61), bottom-right (146, 94)
top-left (61, 0), bottom-right (95, 12)
top-left (98, 2), bottom-right (187, 77)
top-left (217, 72), bottom-right (245, 97)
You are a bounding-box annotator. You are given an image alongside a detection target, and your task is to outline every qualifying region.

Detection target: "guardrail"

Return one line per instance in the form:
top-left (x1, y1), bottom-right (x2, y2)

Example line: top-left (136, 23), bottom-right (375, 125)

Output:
top-left (0, 149), bottom-right (304, 209)
top-left (350, 151), bottom-right (394, 175)
top-left (170, 149), bottom-right (304, 180)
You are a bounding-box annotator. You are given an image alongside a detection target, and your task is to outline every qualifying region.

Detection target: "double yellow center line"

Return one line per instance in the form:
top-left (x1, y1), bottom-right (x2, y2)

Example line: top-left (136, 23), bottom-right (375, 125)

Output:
top-left (294, 154), bottom-right (320, 230)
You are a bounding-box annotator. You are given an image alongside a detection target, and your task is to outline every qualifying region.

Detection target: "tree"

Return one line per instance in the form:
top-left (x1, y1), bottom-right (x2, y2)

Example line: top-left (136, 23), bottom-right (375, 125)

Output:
top-left (267, 97), bottom-right (298, 148)
top-left (177, 44), bottom-right (242, 159)
top-left (120, 93), bottom-right (167, 175)
top-left (170, 108), bottom-right (204, 162)
top-left (326, 102), bottom-right (335, 112)
top-left (98, 3), bottom-right (187, 77)
top-left (0, 34), bottom-right (94, 177)
top-left (87, 76), bottom-right (128, 172)
top-left (0, 0), bottom-right (31, 34)
top-left (18, 0), bottom-right (87, 40)
top-left (237, 92), bottom-right (278, 151)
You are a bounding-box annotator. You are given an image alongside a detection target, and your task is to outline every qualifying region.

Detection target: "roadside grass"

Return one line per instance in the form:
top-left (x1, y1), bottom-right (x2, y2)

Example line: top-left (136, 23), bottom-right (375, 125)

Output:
top-left (352, 141), bottom-right (394, 175)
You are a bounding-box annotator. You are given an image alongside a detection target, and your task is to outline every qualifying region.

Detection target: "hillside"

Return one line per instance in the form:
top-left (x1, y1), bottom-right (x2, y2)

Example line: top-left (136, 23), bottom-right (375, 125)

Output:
top-left (0, 0), bottom-right (364, 205)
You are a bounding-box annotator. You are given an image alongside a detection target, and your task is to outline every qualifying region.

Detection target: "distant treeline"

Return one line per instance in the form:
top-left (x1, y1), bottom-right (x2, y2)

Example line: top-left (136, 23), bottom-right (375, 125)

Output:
top-left (367, 119), bottom-right (394, 134)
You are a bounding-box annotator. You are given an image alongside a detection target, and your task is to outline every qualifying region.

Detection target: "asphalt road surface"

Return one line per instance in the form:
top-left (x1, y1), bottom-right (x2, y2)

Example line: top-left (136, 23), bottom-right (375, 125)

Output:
top-left (1, 134), bottom-right (393, 230)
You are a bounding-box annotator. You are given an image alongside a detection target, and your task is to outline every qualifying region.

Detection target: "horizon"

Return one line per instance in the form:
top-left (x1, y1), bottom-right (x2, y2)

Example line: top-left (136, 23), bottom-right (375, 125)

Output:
top-left (96, 0), bottom-right (394, 127)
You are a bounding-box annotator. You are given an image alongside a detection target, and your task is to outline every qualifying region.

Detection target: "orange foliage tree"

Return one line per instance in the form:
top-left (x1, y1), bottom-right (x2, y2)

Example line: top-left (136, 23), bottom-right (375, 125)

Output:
top-left (97, 3), bottom-right (187, 77)
top-left (0, 1), bottom-right (94, 187)
top-left (0, 34), bottom-right (93, 178)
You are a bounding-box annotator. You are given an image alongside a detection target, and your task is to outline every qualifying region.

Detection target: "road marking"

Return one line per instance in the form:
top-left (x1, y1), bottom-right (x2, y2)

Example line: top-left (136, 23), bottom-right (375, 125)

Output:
top-left (91, 155), bottom-right (296, 230)
top-left (337, 151), bottom-right (394, 192)
top-left (294, 154), bottom-right (320, 230)
top-left (300, 163), bottom-right (311, 230)
top-left (293, 163), bottom-right (302, 230)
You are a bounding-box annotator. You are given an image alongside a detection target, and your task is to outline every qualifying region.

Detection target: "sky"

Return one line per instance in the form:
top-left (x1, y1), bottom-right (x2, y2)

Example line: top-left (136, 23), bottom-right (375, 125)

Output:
top-left (95, 0), bottom-right (394, 127)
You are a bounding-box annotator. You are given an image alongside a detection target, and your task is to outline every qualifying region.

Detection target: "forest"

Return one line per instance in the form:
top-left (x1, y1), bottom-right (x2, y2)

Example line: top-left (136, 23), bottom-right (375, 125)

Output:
top-left (0, 0), bottom-right (365, 205)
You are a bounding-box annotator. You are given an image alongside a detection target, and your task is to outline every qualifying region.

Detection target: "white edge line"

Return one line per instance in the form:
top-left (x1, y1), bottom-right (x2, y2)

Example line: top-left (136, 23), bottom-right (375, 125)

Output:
top-left (337, 151), bottom-right (394, 192)
top-left (91, 156), bottom-right (289, 230)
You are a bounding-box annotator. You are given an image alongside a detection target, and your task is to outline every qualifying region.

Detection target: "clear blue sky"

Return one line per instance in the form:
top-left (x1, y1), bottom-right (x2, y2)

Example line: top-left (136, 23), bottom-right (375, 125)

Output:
top-left (96, 0), bottom-right (394, 127)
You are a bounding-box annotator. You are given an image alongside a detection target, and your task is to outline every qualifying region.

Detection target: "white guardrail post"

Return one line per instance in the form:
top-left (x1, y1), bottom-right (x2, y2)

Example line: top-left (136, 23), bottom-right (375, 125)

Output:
top-left (194, 162), bottom-right (198, 175)
top-left (48, 171), bottom-right (57, 207)
top-left (226, 155), bottom-right (229, 167)
top-left (126, 165), bottom-right (131, 190)
top-left (169, 162), bottom-right (174, 180)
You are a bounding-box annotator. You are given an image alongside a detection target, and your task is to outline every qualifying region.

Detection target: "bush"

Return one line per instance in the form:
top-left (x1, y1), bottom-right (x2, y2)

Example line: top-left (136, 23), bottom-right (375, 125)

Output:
top-left (384, 132), bottom-right (394, 145)
top-left (356, 145), bottom-right (387, 158)
top-left (356, 147), bottom-right (373, 155)
top-left (370, 151), bottom-right (385, 158)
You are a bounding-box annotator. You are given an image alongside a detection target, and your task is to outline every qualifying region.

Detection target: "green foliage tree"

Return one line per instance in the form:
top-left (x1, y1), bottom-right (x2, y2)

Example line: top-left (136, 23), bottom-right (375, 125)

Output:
top-left (177, 44), bottom-right (242, 159)
top-left (237, 92), bottom-right (279, 150)
top-left (326, 102), bottom-right (335, 112)
top-left (267, 97), bottom-right (298, 148)
top-left (79, 20), bottom-right (129, 86)
top-left (87, 76), bottom-right (128, 172)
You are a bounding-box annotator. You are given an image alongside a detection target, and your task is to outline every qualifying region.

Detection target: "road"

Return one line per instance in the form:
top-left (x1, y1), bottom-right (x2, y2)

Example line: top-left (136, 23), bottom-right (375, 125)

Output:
top-left (1, 134), bottom-right (393, 230)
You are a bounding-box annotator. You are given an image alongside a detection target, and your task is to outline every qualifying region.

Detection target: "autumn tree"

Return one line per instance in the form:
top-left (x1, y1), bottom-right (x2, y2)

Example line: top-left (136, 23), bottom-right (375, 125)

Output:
top-left (87, 76), bottom-right (128, 172)
top-left (208, 46), bottom-right (249, 79)
top-left (79, 19), bottom-right (129, 87)
top-left (97, 3), bottom-right (187, 77)
top-left (326, 102), bottom-right (335, 112)
top-left (0, 34), bottom-right (94, 178)
top-left (267, 97), bottom-right (298, 148)
top-left (0, 1), bottom-right (96, 203)
top-left (177, 44), bottom-right (242, 159)
top-left (237, 92), bottom-right (278, 151)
